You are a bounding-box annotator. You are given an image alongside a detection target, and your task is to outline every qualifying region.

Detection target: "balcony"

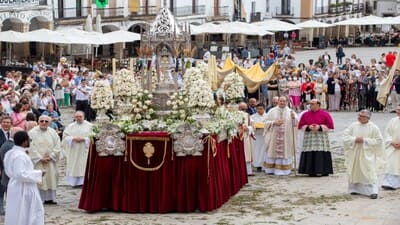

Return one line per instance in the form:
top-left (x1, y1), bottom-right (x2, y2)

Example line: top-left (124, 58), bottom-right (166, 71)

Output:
top-left (327, 3), bottom-right (363, 14)
top-left (208, 6), bottom-right (230, 21)
top-left (250, 12), bottom-right (261, 22)
top-left (94, 7), bottom-right (124, 18)
top-left (274, 7), bottom-right (294, 17)
top-left (0, 0), bottom-right (48, 8)
top-left (173, 5), bottom-right (206, 17)
top-left (129, 6), bottom-right (158, 17)
top-left (55, 7), bottom-right (91, 20)
top-left (55, 7), bottom-right (124, 21)
top-left (315, 6), bottom-right (329, 15)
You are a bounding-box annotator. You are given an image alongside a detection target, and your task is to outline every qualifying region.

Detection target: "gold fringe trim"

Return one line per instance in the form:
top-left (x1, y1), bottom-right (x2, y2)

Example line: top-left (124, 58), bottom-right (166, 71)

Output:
top-left (263, 162), bottom-right (292, 170)
top-left (87, 137), bottom-right (94, 181)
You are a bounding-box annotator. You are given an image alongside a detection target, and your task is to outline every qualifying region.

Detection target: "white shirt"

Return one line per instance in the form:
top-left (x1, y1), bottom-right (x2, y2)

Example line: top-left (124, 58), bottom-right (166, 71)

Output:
top-left (72, 85), bottom-right (91, 101)
top-left (203, 51), bottom-right (211, 62)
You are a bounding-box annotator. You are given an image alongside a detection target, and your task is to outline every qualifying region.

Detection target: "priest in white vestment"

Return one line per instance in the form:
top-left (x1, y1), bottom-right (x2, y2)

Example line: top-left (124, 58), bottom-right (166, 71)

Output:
top-left (62, 111), bottom-right (93, 187)
top-left (250, 103), bottom-right (268, 171)
top-left (4, 131), bottom-right (44, 225)
top-left (382, 105), bottom-right (400, 190)
top-left (343, 110), bottom-right (384, 199)
top-left (239, 102), bottom-right (254, 175)
top-left (263, 96), bottom-right (297, 175)
top-left (28, 115), bottom-right (61, 204)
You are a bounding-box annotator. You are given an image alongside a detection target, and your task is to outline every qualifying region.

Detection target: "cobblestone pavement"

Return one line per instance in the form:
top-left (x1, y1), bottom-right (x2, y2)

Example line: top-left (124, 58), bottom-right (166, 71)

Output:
top-left (1, 107), bottom-right (395, 225)
top-left (2, 47), bottom-right (400, 225)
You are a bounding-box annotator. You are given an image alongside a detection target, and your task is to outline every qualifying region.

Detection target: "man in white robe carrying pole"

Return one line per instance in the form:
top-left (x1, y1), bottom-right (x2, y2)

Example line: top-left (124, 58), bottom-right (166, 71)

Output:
top-left (343, 110), bottom-right (384, 199)
top-left (238, 102), bottom-right (255, 176)
top-left (29, 115), bottom-right (61, 204)
top-left (63, 111), bottom-right (93, 187)
top-left (4, 131), bottom-right (44, 225)
top-left (251, 103), bottom-right (268, 172)
top-left (382, 104), bottom-right (400, 190)
top-left (263, 96), bottom-right (298, 176)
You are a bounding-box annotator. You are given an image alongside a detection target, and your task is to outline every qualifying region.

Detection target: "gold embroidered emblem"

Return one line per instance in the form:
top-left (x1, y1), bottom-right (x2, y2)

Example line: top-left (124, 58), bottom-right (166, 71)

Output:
top-left (143, 142), bottom-right (155, 165)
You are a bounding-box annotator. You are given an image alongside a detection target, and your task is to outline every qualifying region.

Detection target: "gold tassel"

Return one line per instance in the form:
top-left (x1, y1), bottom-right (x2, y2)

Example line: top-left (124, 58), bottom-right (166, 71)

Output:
top-left (227, 142), bottom-right (230, 159)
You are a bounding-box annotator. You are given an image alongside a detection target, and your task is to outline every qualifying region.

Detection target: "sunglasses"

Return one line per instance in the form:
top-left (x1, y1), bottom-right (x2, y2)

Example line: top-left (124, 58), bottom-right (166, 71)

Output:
top-left (39, 120), bottom-right (49, 123)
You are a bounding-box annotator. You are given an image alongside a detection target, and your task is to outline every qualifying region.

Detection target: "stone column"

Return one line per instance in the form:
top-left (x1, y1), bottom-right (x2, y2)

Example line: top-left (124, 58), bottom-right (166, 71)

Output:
top-left (345, 25), bottom-right (349, 38)
top-left (42, 21), bottom-right (54, 59)
top-left (13, 23), bottom-right (30, 59)
top-left (22, 23), bottom-right (30, 58)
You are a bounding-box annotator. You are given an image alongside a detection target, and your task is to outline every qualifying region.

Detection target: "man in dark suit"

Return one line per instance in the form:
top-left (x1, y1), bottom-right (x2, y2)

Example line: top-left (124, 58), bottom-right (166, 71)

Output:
top-left (246, 98), bottom-right (258, 115)
top-left (0, 116), bottom-right (12, 215)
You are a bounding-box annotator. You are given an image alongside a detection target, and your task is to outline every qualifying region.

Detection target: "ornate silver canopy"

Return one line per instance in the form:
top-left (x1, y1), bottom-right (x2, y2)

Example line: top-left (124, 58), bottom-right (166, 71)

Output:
top-left (140, 7), bottom-right (191, 118)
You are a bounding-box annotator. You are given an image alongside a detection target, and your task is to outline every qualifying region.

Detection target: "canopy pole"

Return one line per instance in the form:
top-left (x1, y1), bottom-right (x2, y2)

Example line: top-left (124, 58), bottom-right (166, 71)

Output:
top-left (9, 43), bottom-right (12, 63)
top-left (42, 43), bottom-right (45, 60)
top-left (91, 45), bottom-right (94, 71)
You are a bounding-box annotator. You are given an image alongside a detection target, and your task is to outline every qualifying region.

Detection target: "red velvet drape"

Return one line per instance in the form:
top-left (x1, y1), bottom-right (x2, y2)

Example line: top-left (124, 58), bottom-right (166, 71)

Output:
top-left (78, 132), bottom-right (247, 213)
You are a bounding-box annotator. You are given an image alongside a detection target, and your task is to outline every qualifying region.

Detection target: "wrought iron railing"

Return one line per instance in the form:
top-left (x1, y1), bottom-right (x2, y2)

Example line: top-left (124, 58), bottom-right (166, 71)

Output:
top-left (328, 3), bottom-right (364, 14)
top-left (55, 7), bottom-right (90, 19)
top-left (315, 6), bottom-right (329, 15)
top-left (94, 7), bottom-right (124, 17)
top-left (173, 5), bottom-right (206, 17)
top-left (129, 6), bottom-right (158, 16)
top-left (210, 6), bottom-right (230, 17)
top-left (275, 7), bottom-right (294, 16)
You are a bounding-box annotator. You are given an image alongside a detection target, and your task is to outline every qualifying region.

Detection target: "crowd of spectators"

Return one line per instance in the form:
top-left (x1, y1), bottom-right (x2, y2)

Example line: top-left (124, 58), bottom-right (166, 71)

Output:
top-left (0, 61), bottom-right (100, 136)
top-left (230, 45), bottom-right (400, 114)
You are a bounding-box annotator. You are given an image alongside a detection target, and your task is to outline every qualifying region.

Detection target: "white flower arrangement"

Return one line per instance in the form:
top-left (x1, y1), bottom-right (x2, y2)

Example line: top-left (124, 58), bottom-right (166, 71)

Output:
top-left (187, 79), bottom-right (215, 113)
top-left (183, 65), bottom-right (209, 90)
top-left (205, 107), bottom-right (245, 142)
top-left (90, 80), bottom-right (114, 110)
top-left (221, 72), bottom-right (245, 103)
top-left (166, 90), bottom-right (191, 121)
top-left (113, 69), bottom-right (137, 98)
top-left (130, 88), bottom-right (155, 122)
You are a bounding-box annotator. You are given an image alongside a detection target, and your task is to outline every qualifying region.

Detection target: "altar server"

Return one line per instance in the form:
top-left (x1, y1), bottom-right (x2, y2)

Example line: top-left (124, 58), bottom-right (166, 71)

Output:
top-left (4, 131), bottom-right (44, 225)
top-left (250, 103), bottom-right (268, 172)
top-left (239, 102), bottom-right (254, 175)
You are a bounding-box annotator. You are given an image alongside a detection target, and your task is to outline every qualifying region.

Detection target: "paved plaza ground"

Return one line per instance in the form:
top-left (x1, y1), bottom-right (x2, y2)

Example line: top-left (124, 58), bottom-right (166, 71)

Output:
top-left (1, 47), bottom-right (400, 225)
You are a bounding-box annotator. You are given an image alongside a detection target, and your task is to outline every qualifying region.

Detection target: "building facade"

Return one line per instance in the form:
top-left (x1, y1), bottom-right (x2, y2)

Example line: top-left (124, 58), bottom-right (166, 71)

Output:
top-left (0, 0), bottom-right (54, 61)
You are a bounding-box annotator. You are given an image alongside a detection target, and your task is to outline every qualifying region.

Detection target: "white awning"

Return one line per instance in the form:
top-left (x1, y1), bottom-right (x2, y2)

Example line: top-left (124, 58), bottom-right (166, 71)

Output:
top-left (252, 19), bottom-right (301, 32)
top-left (0, 30), bottom-right (28, 43)
top-left (101, 30), bottom-right (141, 44)
top-left (297, 20), bottom-right (333, 28)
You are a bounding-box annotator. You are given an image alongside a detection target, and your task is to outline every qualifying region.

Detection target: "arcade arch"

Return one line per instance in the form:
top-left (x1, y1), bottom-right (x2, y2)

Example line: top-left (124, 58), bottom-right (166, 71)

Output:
top-left (127, 23), bottom-right (148, 57)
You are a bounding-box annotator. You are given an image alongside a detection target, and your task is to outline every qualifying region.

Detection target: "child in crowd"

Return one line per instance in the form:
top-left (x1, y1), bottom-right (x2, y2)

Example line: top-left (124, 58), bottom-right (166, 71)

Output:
top-left (54, 84), bottom-right (64, 108)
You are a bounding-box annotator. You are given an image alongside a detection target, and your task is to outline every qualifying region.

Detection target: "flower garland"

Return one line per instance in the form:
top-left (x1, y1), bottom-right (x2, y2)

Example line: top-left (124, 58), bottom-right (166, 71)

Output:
top-left (114, 119), bottom-right (168, 134)
top-left (221, 72), bottom-right (245, 103)
top-left (90, 80), bottom-right (113, 110)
